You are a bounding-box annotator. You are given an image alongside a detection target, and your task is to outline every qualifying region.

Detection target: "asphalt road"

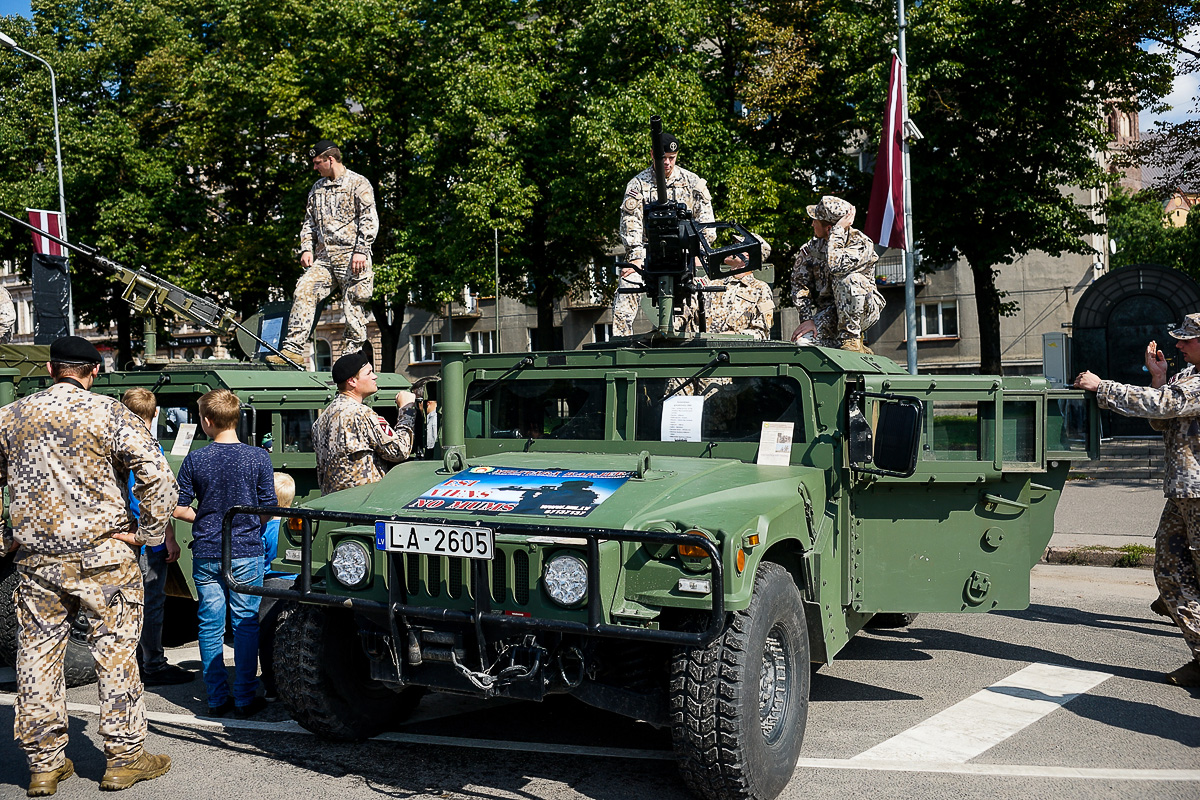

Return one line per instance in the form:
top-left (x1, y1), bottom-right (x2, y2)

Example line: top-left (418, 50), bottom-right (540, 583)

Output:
top-left (0, 563), bottom-right (1196, 800)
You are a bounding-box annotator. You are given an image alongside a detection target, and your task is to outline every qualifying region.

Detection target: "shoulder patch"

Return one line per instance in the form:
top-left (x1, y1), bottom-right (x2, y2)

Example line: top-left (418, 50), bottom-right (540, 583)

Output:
top-left (623, 197), bottom-right (640, 213)
top-left (377, 415), bottom-right (394, 438)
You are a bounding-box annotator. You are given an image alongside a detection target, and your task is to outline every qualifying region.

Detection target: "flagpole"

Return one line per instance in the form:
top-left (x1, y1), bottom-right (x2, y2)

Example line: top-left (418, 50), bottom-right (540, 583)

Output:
top-left (897, 0), bottom-right (917, 374)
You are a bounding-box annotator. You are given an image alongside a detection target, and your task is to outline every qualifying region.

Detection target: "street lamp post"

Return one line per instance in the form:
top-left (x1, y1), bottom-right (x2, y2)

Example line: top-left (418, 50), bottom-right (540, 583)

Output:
top-left (0, 29), bottom-right (74, 334)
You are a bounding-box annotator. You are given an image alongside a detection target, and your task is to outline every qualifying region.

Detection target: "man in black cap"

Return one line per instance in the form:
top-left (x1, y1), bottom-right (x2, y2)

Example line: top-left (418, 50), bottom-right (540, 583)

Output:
top-left (268, 139), bottom-right (379, 366)
top-left (1, 336), bottom-right (178, 793)
top-left (310, 351), bottom-right (417, 494)
top-left (613, 130), bottom-right (717, 336)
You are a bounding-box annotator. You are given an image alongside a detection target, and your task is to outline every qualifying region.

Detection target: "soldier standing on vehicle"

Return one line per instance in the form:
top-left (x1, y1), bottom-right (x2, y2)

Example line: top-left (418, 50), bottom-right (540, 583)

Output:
top-left (312, 351), bottom-right (417, 493)
top-left (789, 196), bottom-right (885, 354)
top-left (613, 131), bottom-right (715, 337)
top-left (1075, 318), bottom-right (1200, 687)
top-left (0, 336), bottom-right (178, 795)
top-left (0, 286), bottom-right (16, 343)
top-left (268, 140), bottom-right (379, 365)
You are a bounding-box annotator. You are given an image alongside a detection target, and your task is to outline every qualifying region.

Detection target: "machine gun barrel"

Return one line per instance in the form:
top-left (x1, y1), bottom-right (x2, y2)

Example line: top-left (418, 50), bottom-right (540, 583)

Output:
top-left (0, 208), bottom-right (301, 368)
top-left (650, 115), bottom-right (669, 205)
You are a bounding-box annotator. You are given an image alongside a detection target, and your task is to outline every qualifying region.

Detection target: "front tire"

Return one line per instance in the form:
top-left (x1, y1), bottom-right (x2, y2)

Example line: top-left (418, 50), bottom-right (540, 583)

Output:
top-left (670, 562), bottom-right (810, 800)
top-left (274, 602), bottom-right (422, 740)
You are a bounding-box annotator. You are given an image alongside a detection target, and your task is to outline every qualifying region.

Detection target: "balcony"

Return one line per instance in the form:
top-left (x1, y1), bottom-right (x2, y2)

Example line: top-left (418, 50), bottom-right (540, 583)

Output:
top-left (875, 249), bottom-right (925, 289)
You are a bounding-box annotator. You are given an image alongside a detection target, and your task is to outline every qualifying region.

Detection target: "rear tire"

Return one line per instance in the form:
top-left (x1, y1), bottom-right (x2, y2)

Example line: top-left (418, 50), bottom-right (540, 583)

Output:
top-left (274, 602), bottom-right (422, 740)
top-left (0, 564), bottom-right (97, 687)
top-left (670, 562), bottom-right (810, 800)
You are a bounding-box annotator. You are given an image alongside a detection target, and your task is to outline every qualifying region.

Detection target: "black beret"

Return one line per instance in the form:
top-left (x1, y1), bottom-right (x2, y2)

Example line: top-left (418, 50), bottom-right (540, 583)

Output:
top-left (332, 351), bottom-right (370, 384)
top-left (49, 335), bottom-right (102, 365)
top-left (309, 139), bottom-right (338, 158)
top-left (661, 132), bottom-right (680, 153)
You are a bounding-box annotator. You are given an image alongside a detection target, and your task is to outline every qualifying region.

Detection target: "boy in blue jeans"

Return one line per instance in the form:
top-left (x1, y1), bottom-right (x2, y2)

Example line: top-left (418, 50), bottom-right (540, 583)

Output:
top-left (173, 389), bottom-right (276, 718)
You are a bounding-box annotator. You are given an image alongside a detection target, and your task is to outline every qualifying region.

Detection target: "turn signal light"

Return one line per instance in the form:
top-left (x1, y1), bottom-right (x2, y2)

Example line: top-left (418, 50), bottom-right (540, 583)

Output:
top-left (287, 517), bottom-right (304, 532)
top-left (736, 548), bottom-right (747, 574)
top-left (677, 544), bottom-right (710, 558)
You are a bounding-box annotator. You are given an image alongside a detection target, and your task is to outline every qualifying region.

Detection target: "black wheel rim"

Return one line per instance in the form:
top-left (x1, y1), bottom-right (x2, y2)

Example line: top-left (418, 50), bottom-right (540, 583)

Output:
top-left (759, 621), bottom-right (792, 744)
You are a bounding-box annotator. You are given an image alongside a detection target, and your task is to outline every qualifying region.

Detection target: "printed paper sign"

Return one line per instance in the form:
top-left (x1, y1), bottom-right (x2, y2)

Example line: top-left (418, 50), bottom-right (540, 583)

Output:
top-left (661, 395), bottom-right (704, 442)
top-left (404, 466), bottom-right (635, 517)
top-left (757, 422), bottom-right (795, 466)
top-left (170, 423), bottom-right (197, 456)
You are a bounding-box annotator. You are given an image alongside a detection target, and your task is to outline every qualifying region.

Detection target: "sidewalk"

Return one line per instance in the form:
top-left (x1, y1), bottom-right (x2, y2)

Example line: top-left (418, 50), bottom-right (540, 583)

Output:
top-left (1047, 478), bottom-right (1162, 567)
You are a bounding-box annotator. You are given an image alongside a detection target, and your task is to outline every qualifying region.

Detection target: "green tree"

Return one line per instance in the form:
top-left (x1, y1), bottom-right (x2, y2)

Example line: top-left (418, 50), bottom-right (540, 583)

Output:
top-left (1107, 187), bottom-right (1188, 270)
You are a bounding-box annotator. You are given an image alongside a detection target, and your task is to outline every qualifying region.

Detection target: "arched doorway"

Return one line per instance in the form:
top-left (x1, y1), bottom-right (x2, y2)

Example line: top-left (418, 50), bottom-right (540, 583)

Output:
top-left (1072, 264), bottom-right (1200, 436)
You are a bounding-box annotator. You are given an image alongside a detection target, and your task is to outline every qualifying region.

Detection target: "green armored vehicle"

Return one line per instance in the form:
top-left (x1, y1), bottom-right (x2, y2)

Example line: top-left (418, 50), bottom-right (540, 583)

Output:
top-left (0, 210), bottom-right (417, 686)
top-left (232, 121), bottom-right (1099, 800)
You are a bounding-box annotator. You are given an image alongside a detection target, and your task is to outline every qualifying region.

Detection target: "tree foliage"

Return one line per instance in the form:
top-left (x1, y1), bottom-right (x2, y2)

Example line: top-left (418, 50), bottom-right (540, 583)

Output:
top-left (1108, 187), bottom-right (1200, 275)
top-left (0, 0), bottom-right (1195, 374)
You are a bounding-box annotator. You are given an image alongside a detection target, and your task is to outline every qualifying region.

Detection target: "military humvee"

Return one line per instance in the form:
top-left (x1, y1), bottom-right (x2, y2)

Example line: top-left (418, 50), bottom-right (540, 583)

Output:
top-left (234, 337), bottom-right (1096, 800)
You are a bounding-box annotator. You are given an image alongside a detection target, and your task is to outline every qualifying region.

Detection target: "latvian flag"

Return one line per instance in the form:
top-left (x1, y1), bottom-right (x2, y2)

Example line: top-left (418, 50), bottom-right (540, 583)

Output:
top-left (865, 55), bottom-right (907, 250)
top-left (27, 209), bottom-right (66, 256)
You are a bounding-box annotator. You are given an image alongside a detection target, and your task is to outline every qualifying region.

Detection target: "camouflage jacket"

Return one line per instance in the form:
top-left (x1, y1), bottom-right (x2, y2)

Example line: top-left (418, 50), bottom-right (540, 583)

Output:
top-left (1097, 365), bottom-right (1200, 497)
top-left (312, 392), bottom-right (416, 494)
top-left (299, 167), bottom-right (379, 260)
top-left (0, 286), bottom-right (15, 343)
top-left (619, 165), bottom-right (715, 263)
top-left (702, 273), bottom-right (774, 339)
top-left (790, 226), bottom-right (879, 321)
top-left (0, 382), bottom-right (178, 557)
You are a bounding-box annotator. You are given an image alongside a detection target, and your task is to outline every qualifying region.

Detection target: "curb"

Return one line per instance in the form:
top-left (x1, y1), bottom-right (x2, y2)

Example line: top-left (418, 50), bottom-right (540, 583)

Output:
top-left (1042, 546), bottom-right (1154, 568)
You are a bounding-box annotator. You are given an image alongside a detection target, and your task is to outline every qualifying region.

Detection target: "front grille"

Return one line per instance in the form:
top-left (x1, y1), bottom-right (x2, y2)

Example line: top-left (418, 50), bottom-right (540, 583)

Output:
top-left (428, 556), bottom-right (441, 597)
top-left (448, 557), bottom-right (463, 598)
top-left (492, 550), bottom-right (507, 603)
top-left (514, 549), bottom-right (530, 604)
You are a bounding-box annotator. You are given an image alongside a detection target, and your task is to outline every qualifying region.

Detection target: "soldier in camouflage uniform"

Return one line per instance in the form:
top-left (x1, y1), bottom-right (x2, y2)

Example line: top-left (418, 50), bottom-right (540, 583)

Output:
top-left (312, 351), bottom-right (417, 494)
top-left (0, 286), bottom-right (16, 343)
top-left (613, 131), bottom-right (715, 337)
top-left (268, 140), bottom-right (379, 365)
top-left (0, 337), bottom-right (177, 794)
top-left (702, 267), bottom-right (775, 340)
top-left (1076, 317), bottom-right (1200, 687)
top-left (790, 196), bottom-right (884, 353)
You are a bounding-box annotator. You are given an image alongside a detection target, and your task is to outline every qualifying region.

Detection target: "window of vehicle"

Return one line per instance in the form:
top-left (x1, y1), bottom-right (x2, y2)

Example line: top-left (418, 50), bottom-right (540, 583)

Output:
top-left (466, 379), bottom-right (607, 440)
top-left (1002, 400), bottom-right (1038, 464)
top-left (280, 409), bottom-right (317, 452)
top-left (635, 375), bottom-right (805, 442)
top-left (928, 400), bottom-right (988, 461)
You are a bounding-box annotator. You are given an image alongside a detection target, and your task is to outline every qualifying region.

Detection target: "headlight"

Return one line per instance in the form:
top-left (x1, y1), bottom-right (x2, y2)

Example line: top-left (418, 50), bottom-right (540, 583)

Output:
top-left (331, 540), bottom-right (371, 588)
top-left (543, 553), bottom-right (588, 606)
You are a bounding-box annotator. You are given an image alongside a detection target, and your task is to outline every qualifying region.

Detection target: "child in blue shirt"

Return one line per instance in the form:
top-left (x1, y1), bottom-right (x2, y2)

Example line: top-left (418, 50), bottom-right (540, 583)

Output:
top-left (173, 389), bottom-right (275, 718)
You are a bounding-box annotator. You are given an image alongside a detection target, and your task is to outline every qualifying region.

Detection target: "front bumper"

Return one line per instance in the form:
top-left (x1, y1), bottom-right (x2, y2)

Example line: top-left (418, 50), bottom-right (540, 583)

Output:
top-left (221, 505), bottom-right (726, 647)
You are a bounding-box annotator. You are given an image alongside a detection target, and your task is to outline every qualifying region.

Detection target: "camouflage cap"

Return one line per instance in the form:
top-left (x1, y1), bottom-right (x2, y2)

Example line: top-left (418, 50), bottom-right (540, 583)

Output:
top-left (806, 195), bottom-right (855, 223)
top-left (1168, 313), bottom-right (1200, 340)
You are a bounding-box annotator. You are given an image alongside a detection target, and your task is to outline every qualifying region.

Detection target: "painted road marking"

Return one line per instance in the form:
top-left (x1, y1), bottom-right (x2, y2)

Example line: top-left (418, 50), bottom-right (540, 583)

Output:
top-left (853, 662), bottom-right (1112, 763)
top-left (1, 690), bottom-right (1197, 781)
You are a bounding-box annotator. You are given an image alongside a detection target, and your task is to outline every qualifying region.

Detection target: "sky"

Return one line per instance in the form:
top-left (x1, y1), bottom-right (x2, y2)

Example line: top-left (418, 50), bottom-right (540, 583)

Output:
top-left (0, 0), bottom-right (1194, 127)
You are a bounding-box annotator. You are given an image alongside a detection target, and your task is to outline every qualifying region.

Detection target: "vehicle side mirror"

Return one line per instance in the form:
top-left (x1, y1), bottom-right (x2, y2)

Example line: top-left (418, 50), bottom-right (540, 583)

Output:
top-left (849, 393), bottom-right (923, 478)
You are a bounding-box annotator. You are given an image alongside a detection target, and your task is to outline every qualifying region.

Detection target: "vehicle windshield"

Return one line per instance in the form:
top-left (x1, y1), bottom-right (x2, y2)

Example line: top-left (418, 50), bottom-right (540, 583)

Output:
top-left (466, 374), bottom-right (804, 443)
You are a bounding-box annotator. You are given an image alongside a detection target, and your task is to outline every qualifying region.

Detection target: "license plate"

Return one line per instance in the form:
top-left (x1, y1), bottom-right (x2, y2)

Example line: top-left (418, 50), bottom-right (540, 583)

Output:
top-left (375, 521), bottom-right (495, 560)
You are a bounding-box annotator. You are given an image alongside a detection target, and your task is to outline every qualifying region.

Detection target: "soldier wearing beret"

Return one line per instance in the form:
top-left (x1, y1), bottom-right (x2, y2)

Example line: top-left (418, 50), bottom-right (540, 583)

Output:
top-left (1, 336), bottom-right (178, 794)
top-left (789, 195), bottom-right (885, 353)
top-left (268, 140), bottom-right (380, 365)
top-left (311, 352), bottom-right (417, 494)
top-left (613, 132), bottom-right (716, 337)
top-left (1076, 316), bottom-right (1200, 687)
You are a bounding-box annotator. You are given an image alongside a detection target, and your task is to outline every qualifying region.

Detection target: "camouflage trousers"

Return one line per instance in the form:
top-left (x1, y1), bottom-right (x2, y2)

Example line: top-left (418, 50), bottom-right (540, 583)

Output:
top-left (810, 273), bottom-right (885, 347)
top-left (282, 249), bottom-right (374, 357)
top-left (13, 543), bottom-right (146, 771)
top-left (1154, 499), bottom-right (1200, 660)
top-left (612, 272), bottom-right (643, 337)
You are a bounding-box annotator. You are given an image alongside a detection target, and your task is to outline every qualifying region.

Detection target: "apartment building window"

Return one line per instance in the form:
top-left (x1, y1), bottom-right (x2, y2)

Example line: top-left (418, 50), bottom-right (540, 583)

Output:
top-left (467, 330), bottom-right (496, 354)
top-left (410, 334), bottom-right (441, 363)
top-left (594, 323), bottom-right (612, 343)
top-left (526, 327), bottom-right (564, 351)
top-left (917, 301), bottom-right (958, 339)
top-left (314, 339), bottom-right (332, 371)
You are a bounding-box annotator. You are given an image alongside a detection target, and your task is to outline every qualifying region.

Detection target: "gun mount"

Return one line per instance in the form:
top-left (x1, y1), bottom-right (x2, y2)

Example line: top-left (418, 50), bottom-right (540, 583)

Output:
top-left (617, 115), bottom-right (765, 338)
top-left (0, 209), bottom-right (301, 368)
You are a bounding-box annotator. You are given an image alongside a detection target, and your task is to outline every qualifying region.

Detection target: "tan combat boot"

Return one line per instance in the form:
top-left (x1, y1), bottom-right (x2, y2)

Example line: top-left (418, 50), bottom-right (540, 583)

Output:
top-left (838, 338), bottom-right (873, 355)
top-left (99, 752), bottom-right (171, 791)
top-left (265, 345), bottom-right (304, 366)
top-left (1164, 659), bottom-right (1200, 688)
top-left (27, 758), bottom-right (73, 797)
